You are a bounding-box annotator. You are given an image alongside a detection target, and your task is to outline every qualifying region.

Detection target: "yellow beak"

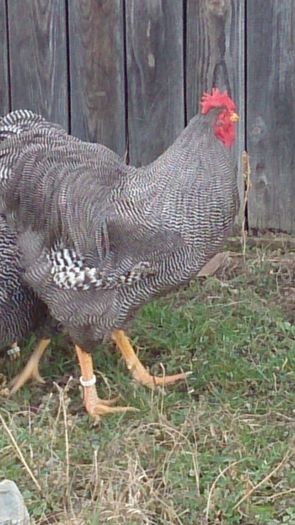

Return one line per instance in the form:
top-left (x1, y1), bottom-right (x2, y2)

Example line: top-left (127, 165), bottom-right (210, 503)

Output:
top-left (230, 112), bottom-right (239, 122)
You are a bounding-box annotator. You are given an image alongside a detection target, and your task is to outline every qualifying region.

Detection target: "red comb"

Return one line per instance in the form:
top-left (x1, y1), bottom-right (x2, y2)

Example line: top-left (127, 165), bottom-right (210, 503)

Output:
top-left (200, 88), bottom-right (236, 115)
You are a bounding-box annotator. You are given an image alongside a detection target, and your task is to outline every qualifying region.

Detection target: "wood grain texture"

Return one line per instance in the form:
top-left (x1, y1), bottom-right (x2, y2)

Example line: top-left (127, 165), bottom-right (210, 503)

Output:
top-left (126, 0), bottom-right (184, 166)
top-left (247, 0), bottom-right (295, 233)
top-left (8, 0), bottom-right (68, 128)
top-left (0, 0), bottom-right (9, 115)
top-left (68, 0), bottom-right (125, 154)
top-left (186, 0), bottom-right (245, 212)
top-left (1, 0), bottom-right (294, 233)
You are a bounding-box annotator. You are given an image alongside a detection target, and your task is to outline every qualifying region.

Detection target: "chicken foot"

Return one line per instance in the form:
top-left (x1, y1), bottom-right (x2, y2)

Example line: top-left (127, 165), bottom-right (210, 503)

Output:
top-left (9, 338), bottom-right (50, 394)
top-left (111, 329), bottom-right (190, 389)
top-left (75, 345), bottom-right (138, 422)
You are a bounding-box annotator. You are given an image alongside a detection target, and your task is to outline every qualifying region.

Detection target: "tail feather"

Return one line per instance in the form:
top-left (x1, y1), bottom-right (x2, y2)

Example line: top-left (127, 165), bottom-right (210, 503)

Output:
top-left (0, 109), bottom-right (45, 140)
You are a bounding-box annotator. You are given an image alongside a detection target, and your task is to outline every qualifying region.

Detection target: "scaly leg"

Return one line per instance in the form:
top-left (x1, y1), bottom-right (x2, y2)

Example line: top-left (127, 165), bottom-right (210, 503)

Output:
top-left (9, 338), bottom-right (50, 394)
top-left (111, 330), bottom-right (190, 389)
top-left (75, 345), bottom-right (137, 421)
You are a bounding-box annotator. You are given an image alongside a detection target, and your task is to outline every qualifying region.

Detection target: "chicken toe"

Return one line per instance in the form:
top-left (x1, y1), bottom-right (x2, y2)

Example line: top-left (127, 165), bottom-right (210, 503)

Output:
top-left (75, 345), bottom-right (137, 421)
top-left (9, 338), bottom-right (50, 394)
top-left (111, 330), bottom-right (190, 389)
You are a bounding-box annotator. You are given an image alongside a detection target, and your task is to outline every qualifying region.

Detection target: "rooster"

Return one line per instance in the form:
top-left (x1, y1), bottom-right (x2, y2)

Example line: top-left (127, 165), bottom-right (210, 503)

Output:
top-left (0, 89), bottom-right (239, 420)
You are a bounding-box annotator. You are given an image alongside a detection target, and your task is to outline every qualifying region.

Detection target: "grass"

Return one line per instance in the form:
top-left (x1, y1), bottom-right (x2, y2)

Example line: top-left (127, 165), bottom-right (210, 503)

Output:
top-left (0, 242), bottom-right (295, 524)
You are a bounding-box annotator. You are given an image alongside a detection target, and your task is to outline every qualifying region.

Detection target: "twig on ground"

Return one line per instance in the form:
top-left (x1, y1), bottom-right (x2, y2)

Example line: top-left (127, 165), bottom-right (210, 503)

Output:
top-left (227, 236), bottom-right (295, 250)
top-left (205, 459), bottom-right (245, 522)
top-left (233, 447), bottom-right (294, 510)
top-left (0, 412), bottom-right (42, 493)
top-left (54, 379), bottom-right (73, 512)
top-left (266, 487), bottom-right (295, 501)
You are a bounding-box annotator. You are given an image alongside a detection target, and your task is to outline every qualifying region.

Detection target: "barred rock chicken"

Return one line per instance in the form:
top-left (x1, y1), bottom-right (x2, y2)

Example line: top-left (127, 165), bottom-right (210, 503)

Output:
top-left (0, 89), bottom-right (239, 420)
top-left (0, 214), bottom-right (50, 392)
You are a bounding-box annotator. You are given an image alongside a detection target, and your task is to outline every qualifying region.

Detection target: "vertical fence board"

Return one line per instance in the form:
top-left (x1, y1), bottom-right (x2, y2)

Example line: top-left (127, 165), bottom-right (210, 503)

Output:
top-left (1, 1), bottom-right (295, 233)
top-left (126, 0), bottom-right (184, 166)
top-left (0, 0), bottom-right (9, 115)
top-left (69, 0), bottom-right (125, 154)
top-left (8, 0), bottom-right (68, 128)
top-left (247, 0), bottom-right (295, 233)
top-left (186, 0), bottom-right (245, 214)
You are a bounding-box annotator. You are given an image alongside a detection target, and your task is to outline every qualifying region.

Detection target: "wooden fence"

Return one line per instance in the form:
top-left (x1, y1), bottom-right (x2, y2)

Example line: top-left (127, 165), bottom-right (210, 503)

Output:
top-left (0, 0), bottom-right (294, 232)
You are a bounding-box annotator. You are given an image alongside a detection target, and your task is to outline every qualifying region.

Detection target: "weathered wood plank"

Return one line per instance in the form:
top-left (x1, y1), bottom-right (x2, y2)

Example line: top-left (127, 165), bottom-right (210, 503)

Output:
top-left (7, 0), bottom-right (68, 128)
top-left (0, 0), bottom-right (9, 115)
top-left (247, 0), bottom-right (295, 233)
top-left (186, 0), bottom-right (245, 213)
top-left (126, 0), bottom-right (184, 166)
top-left (68, 0), bottom-right (125, 154)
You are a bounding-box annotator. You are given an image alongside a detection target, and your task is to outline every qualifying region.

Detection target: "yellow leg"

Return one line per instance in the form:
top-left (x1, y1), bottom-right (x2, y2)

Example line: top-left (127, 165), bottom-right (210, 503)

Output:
top-left (111, 330), bottom-right (190, 389)
top-left (9, 338), bottom-right (50, 394)
top-left (75, 345), bottom-right (137, 422)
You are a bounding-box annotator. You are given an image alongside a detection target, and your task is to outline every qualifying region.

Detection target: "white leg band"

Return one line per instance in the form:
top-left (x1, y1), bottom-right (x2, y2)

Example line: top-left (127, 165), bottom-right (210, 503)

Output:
top-left (80, 375), bottom-right (96, 387)
top-left (7, 344), bottom-right (21, 357)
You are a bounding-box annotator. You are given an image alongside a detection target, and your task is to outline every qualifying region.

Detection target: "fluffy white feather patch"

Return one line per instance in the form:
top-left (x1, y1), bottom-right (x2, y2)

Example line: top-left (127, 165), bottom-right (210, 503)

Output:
top-left (47, 245), bottom-right (154, 291)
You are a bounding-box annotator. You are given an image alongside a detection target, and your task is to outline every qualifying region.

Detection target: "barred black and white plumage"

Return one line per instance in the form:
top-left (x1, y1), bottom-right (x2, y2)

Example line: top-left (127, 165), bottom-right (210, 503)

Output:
top-left (0, 214), bottom-right (47, 351)
top-left (0, 95), bottom-right (239, 351)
